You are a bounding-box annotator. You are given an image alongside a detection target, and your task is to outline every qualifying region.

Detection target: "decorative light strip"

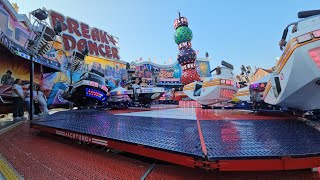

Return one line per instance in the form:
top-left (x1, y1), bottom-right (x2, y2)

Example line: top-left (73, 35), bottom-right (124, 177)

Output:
top-left (178, 42), bottom-right (192, 50)
top-left (174, 17), bottom-right (188, 29)
top-left (297, 33), bottom-right (312, 43)
top-left (109, 90), bottom-right (133, 96)
top-left (85, 88), bottom-right (107, 101)
top-left (249, 82), bottom-right (267, 90)
top-left (101, 85), bottom-right (108, 92)
top-left (181, 63), bottom-right (196, 70)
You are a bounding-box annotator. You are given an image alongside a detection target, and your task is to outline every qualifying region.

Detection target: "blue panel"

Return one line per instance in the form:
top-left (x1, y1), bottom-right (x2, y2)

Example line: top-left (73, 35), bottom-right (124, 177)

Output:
top-left (201, 120), bottom-right (320, 160)
top-left (32, 109), bottom-right (203, 158)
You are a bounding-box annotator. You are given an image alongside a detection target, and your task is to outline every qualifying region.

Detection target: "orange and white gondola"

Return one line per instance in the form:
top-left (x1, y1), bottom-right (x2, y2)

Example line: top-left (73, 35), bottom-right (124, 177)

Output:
top-left (264, 10), bottom-right (320, 111)
top-left (183, 61), bottom-right (239, 105)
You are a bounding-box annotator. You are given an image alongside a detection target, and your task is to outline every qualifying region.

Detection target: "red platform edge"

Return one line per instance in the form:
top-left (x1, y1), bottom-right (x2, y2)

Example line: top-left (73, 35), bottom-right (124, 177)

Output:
top-left (30, 124), bottom-right (320, 171)
top-left (179, 101), bottom-right (202, 108)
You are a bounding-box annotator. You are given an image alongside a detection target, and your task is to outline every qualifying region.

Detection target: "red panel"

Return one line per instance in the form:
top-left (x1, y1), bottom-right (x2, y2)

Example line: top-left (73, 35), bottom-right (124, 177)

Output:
top-left (211, 157), bottom-right (320, 171)
top-left (109, 105), bottom-right (178, 114)
top-left (148, 164), bottom-right (318, 179)
top-left (179, 101), bottom-right (201, 108)
top-left (195, 108), bottom-right (295, 121)
top-left (196, 119), bottom-right (208, 156)
top-left (308, 47), bottom-right (320, 68)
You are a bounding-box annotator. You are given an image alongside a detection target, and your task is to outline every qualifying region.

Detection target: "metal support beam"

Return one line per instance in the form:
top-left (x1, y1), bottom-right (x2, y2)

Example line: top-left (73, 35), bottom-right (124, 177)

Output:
top-left (29, 56), bottom-right (34, 121)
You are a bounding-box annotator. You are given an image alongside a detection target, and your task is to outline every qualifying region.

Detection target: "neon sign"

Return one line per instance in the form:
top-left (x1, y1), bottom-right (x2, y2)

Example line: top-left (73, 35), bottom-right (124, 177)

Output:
top-left (85, 88), bottom-right (106, 101)
top-left (89, 81), bottom-right (99, 87)
top-left (220, 79), bottom-right (235, 86)
top-left (308, 46), bottom-right (320, 69)
top-left (249, 82), bottom-right (267, 91)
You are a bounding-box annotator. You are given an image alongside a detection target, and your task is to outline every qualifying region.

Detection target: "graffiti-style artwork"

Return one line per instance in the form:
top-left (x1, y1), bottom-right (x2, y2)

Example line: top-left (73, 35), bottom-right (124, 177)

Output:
top-left (85, 56), bottom-right (127, 90)
top-left (41, 40), bottom-right (127, 107)
top-left (0, 57), bottom-right (41, 84)
top-left (41, 41), bottom-right (81, 106)
top-left (0, 0), bottom-right (212, 109)
top-left (0, 2), bottom-right (40, 89)
top-left (159, 69), bottom-right (174, 78)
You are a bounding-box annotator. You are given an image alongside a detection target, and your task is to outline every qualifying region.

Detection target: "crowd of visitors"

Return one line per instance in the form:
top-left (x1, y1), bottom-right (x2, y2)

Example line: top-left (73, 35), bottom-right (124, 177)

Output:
top-left (1, 70), bottom-right (49, 120)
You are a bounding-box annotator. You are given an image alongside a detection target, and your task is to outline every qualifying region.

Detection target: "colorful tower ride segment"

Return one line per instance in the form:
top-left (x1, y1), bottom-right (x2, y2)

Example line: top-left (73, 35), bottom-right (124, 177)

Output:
top-left (174, 13), bottom-right (200, 85)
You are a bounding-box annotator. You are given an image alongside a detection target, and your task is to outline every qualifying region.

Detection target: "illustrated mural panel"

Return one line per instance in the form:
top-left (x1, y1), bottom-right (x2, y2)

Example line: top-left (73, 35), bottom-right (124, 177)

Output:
top-left (131, 59), bottom-right (211, 80)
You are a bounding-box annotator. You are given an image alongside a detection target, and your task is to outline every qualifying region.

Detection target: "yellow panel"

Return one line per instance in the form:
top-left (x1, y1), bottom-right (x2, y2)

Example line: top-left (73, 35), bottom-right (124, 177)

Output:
top-left (0, 159), bottom-right (20, 180)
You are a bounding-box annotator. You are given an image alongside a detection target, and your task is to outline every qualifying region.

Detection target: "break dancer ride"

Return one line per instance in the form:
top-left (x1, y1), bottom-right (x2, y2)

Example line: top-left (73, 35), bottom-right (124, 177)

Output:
top-left (173, 13), bottom-right (238, 106)
top-left (64, 69), bottom-right (108, 108)
top-left (31, 10), bottom-right (320, 171)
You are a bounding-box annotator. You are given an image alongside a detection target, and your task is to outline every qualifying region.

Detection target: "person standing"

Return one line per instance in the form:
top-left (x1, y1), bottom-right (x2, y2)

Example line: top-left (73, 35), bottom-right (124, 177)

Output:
top-left (12, 79), bottom-right (25, 120)
top-left (132, 77), bottom-right (141, 101)
top-left (1, 70), bottom-right (14, 85)
top-left (24, 85), bottom-right (37, 118)
top-left (36, 86), bottom-right (49, 115)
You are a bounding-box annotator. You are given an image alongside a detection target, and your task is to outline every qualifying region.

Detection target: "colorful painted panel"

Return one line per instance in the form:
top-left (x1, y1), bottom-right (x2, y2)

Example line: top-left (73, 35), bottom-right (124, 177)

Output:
top-left (41, 40), bottom-right (127, 106)
top-left (0, 4), bottom-right (29, 47)
top-left (131, 59), bottom-right (211, 80)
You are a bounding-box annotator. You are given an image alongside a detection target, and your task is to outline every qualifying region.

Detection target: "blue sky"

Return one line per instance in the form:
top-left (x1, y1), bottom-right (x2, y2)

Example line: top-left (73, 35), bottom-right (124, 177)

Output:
top-left (10, 0), bottom-right (319, 72)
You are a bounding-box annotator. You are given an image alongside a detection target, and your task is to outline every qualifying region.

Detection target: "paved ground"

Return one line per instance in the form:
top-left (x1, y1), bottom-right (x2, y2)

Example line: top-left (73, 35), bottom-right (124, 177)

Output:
top-left (0, 113), bottom-right (25, 137)
top-left (0, 108), bottom-right (67, 133)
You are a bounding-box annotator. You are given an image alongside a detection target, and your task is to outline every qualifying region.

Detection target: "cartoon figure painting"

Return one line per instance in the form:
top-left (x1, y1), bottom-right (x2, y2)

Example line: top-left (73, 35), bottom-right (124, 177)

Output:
top-left (43, 42), bottom-right (83, 107)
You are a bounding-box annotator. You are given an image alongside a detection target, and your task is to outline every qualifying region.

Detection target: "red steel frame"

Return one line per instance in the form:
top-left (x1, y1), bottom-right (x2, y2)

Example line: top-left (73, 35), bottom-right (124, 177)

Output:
top-left (31, 124), bottom-right (320, 171)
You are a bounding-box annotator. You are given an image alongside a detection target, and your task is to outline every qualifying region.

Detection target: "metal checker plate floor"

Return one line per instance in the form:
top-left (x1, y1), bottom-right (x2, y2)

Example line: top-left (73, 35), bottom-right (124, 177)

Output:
top-left (201, 120), bottom-right (320, 160)
top-left (32, 109), bottom-right (203, 158)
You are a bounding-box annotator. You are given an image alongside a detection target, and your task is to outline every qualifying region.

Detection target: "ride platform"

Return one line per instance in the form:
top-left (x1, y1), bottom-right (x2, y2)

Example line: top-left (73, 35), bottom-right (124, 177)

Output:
top-left (30, 107), bottom-right (320, 171)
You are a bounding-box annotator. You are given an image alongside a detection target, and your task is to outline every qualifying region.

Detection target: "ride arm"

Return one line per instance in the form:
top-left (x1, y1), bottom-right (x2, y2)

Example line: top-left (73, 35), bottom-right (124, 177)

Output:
top-left (210, 66), bottom-right (221, 75)
top-left (279, 22), bottom-right (297, 51)
top-left (210, 68), bottom-right (217, 74)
